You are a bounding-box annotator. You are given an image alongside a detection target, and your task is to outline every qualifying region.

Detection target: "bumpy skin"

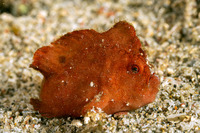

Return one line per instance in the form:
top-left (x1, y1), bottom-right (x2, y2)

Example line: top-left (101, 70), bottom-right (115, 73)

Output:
top-left (30, 21), bottom-right (160, 118)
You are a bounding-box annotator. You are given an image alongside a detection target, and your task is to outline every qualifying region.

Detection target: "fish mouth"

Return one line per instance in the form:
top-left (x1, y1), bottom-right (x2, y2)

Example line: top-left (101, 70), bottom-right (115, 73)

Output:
top-left (141, 73), bottom-right (159, 104)
top-left (148, 73), bottom-right (160, 94)
top-left (149, 73), bottom-right (157, 81)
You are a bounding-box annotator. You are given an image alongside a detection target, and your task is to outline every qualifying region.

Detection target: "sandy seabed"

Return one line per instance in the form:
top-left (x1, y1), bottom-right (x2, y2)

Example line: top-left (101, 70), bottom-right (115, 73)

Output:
top-left (0, 0), bottom-right (200, 132)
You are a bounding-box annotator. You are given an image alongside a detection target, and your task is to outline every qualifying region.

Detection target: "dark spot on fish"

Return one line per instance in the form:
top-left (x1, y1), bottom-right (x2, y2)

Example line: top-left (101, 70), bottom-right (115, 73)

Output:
top-left (59, 56), bottom-right (66, 63)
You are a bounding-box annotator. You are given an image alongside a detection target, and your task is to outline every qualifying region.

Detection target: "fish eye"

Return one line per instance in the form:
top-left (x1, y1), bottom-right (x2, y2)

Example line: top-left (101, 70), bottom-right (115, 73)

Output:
top-left (131, 66), bottom-right (138, 73)
top-left (131, 65), bottom-right (139, 73)
top-left (127, 64), bottom-right (139, 74)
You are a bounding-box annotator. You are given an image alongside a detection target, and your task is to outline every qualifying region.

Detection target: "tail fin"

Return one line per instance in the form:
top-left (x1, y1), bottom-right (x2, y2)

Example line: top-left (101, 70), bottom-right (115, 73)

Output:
top-left (30, 98), bottom-right (41, 111)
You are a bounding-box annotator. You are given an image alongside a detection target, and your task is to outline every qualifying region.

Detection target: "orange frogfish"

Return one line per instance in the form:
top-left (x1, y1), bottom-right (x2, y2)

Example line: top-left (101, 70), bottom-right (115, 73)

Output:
top-left (30, 21), bottom-right (160, 118)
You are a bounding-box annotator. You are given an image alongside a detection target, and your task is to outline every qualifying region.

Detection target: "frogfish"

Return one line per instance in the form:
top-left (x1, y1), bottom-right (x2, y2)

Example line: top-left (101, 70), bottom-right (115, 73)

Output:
top-left (30, 21), bottom-right (160, 118)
